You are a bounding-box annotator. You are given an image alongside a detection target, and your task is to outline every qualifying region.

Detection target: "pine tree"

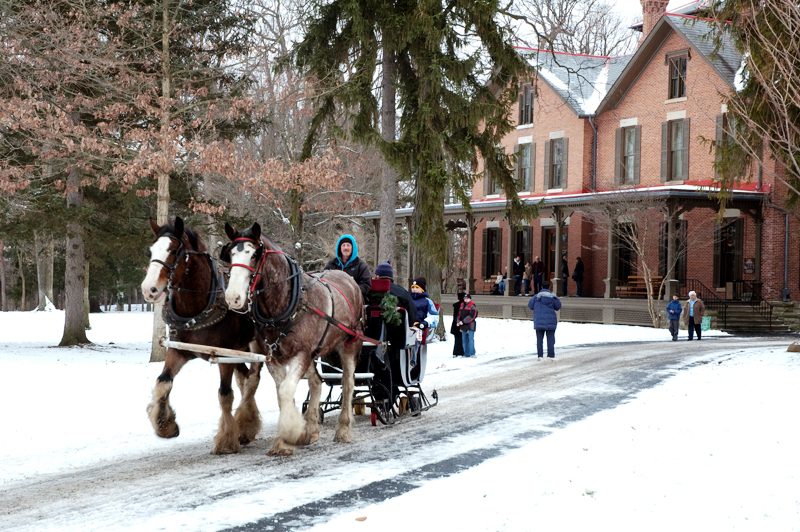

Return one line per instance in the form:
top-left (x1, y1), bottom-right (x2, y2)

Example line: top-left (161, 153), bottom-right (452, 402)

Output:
top-left (294, 0), bottom-right (533, 267)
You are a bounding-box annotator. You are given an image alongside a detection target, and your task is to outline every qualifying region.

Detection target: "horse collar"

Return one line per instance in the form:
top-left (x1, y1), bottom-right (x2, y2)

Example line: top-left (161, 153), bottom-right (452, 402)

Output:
top-left (164, 254), bottom-right (228, 331)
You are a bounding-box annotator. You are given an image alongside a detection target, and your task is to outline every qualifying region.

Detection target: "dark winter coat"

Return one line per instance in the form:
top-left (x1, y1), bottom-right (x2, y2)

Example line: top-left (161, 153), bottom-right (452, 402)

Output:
top-left (411, 291), bottom-right (432, 326)
top-left (572, 259), bottom-right (584, 282)
top-left (528, 289), bottom-right (562, 330)
top-left (324, 234), bottom-right (372, 298)
top-left (457, 300), bottom-right (478, 332)
top-left (666, 300), bottom-right (682, 321)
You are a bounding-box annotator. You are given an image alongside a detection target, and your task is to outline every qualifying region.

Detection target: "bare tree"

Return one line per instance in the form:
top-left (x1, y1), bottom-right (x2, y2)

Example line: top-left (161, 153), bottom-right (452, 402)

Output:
top-left (586, 193), bottom-right (713, 328)
top-left (708, 1), bottom-right (800, 201)
top-left (512, 0), bottom-right (637, 56)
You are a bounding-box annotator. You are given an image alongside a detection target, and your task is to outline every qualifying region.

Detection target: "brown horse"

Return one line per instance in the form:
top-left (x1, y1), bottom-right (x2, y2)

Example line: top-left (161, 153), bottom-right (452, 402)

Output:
top-left (222, 222), bottom-right (364, 456)
top-left (141, 217), bottom-right (262, 454)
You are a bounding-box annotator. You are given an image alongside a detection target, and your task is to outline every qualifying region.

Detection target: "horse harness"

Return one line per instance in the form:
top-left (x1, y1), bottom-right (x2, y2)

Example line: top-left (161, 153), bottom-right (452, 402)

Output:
top-left (151, 233), bottom-right (228, 333)
top-left (228, 237), bottom-right (367, 361)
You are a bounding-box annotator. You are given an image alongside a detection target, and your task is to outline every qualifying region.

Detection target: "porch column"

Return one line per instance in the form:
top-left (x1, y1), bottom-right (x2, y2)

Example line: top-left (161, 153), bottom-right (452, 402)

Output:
top-left (754, 215), bottom-right (763, 281)
top-left (552, 207), bottom-right (564, 296)
top-left (603, 219), bottom-right (615, 298)
top-left (664, 205), bottom-right (677, 300)
top-left (466, 213), bottom-right (476, 294)
top-left (505, 215), bottom-right (515, 296)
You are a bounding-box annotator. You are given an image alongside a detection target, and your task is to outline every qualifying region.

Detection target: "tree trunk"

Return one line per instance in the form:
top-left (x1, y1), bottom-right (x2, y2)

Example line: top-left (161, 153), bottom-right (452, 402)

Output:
top-left (378, 46), bottom-right (397, 264)
top-left (83, 260), bottom-right (91, 330)
top-left (17, 249), bottom-right (26, 311)
top-left (0, 240), bottom-right (5, 311)
top-left (34, 231), bottom-right (55, 310)
top-left (150, 0), bottom-right (172, 363)
top-left (59, 164), bottom-right (90, 346)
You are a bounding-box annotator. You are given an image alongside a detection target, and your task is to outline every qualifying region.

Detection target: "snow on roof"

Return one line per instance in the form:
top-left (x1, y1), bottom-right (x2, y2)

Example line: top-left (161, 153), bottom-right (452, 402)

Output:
top-left (516, 48), bottom-right (632, 116)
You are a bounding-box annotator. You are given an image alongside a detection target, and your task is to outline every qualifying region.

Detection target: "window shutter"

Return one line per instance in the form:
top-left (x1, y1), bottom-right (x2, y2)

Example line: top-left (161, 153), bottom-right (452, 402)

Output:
top-left (482, 228), bottom-right (489, 278)
top-left (660, 122), bottom-right (669, 182)
top-left (531, 142), bottom-right (536, 192)
top-left (483, 163), bottom-right (490, 196)
top-left (614, 127), bottom-right (623, 185)
top-left (518, 93), bottom-right (523, 124)
top-left (562, 138), bottom-right (569, 189)
top-left (682, 118), bottom-right (691, 180)
top-left (543, 140), bottom-right (551, 188)
top-left (715, 114), bottom-right (724, 178)
top-left (634, 125), bottom-right (642, 184)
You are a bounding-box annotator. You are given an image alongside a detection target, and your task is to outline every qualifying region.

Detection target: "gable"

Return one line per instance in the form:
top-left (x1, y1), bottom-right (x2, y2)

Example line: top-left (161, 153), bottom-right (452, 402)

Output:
top-left (596, 14), bottom-right (742, 114)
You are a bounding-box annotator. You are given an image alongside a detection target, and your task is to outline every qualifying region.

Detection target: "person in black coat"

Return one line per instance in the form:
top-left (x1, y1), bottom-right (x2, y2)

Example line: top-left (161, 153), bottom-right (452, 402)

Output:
top-left (324, 234), bottom-right (372, 298)
top-left (450, 292), bottom-right (465, 357)
top-left (560, 253), bottom-right (569, 296)
top-left (572, 256), bottom-right (585, 297)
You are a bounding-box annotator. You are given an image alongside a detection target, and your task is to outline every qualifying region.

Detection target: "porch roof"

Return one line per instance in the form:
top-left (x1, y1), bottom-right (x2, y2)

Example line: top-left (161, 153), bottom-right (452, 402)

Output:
top-left (361, 185), bottom-right (767, 221)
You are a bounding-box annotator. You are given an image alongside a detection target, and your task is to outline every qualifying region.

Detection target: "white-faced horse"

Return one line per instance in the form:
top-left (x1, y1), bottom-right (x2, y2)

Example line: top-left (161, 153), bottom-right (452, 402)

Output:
top-left (222, 222), bottom-right (364, 456)
top-left (141, 217), bottom-right (262, 454)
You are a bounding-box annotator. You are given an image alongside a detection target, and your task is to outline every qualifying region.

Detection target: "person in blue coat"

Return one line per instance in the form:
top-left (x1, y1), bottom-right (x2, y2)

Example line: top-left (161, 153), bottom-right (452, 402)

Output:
top-left (528, 280), bottom-right (562, 359)
top-left (666, 294), bottom-right (683, 341)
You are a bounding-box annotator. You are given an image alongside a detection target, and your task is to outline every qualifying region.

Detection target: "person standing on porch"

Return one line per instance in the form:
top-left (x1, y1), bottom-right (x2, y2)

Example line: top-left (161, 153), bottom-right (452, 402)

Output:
top-left (572, 257), bottom-right (585, 297)
top-left (512, 255), bottom-right (524, 296)
top-left (560, 254), bottom-right (569, 296)
top-left (683, 291), bottom-right (705, 341)
top-left (523, 261), bottom-right (533, 296)
top-left (532, 256), bottom-right (544, 294)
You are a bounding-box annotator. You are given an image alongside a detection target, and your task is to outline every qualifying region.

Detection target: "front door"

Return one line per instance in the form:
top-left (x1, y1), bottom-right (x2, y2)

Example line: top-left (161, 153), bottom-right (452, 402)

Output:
top-left (715, 219), bottom-right (743, 288)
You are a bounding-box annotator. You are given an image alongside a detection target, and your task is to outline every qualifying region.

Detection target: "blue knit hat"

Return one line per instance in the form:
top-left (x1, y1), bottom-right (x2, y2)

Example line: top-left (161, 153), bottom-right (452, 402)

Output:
top-left (375, 261), bottom-right (394, 279)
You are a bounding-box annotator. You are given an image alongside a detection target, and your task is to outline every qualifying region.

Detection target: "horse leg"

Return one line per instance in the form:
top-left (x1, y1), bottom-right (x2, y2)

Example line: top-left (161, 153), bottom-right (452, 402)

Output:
top-left (301, 364), bottom-right (322, 445)
top-left (146, 349), bottom-right (191, 438)
top-left (267, 357), bottom-right (308, 457)
top-left (212, 363), bottom-right (241, 454)
top-left (334, 342), bottom-right (358, 444)
top-left (234, 359), bottom-right (262, 445)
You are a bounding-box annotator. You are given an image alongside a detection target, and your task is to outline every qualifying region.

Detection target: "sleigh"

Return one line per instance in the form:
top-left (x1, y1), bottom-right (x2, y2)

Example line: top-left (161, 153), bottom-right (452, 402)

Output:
top-left (303, 277), bottom-right (439, 426)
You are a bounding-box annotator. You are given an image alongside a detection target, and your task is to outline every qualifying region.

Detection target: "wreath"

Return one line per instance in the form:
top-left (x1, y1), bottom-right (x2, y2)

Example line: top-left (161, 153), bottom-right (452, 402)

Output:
top-left (380, 293), bottom-right (402, 326)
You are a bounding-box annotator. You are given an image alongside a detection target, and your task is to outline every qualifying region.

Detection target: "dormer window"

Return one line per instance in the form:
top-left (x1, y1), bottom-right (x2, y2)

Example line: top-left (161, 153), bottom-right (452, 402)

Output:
top-left (666, 51), bottom-right (689, 99)
top-left (518, 84), bottom-right (534, 125)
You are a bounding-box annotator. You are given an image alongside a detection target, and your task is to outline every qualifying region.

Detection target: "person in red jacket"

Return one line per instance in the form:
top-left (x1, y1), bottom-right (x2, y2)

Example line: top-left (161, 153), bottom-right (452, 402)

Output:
top-left (456, 293), bottom-right (478, 357)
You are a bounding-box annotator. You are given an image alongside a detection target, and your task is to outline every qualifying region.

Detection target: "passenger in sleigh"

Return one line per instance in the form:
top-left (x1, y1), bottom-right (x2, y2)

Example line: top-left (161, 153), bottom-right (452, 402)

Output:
top-left (409, 276), bottom-right (438, 365)
top-left (369, 261), bottom-right (419, 404)
top-left (372, 261), bottom-right (419, 340)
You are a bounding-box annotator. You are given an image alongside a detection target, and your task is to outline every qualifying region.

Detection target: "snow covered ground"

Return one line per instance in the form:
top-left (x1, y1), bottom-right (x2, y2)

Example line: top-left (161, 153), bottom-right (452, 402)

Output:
top-left (1, 309), bottom-right (799, 531)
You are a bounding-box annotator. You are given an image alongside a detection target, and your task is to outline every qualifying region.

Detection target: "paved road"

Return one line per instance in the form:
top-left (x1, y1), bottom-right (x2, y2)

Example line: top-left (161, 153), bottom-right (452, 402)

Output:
top-left (0, 336), bottom-right (791, 531)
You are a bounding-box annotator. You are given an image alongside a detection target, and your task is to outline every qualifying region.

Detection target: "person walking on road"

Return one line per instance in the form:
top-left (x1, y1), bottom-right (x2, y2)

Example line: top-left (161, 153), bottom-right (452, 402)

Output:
top-left (683, 290), bottom-right (705, 340)
top-left (666, 294), bottom-right (682, 341)
top-left (528, 280), bottom-right (562, 359)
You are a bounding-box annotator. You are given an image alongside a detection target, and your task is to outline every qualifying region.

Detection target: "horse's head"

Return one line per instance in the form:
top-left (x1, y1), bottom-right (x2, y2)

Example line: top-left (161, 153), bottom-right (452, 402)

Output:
top-left (141, 216), bottom-right (190, 304)
top-left (222, 221), bottom-right (263, 310)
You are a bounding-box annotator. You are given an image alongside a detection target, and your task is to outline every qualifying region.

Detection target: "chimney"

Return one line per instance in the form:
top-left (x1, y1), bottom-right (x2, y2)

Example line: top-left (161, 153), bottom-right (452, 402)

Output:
top-left (640, 0), bottom-right (669, 39)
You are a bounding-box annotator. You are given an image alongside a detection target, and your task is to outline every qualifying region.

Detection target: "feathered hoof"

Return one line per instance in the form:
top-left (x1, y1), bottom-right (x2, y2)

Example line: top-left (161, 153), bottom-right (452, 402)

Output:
top-left (212, 441), bottom-right (241, 455)
top-left (147, 403), bottom-right (180, 438)
top-left (296, 430), bottom-right (320, 446)
top-left (267, 440), bottom-right (295, 457)
top-left (333, 429), bottom-right (352, 444)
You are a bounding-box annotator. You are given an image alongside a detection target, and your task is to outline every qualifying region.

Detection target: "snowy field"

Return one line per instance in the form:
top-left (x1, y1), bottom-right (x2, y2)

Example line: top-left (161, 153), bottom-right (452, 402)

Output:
top-left (1, 309), bottom-right (799, 531)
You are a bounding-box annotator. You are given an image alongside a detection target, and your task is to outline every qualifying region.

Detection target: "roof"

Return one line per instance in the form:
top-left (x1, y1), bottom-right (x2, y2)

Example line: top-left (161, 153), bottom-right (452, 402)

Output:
top-left (596, 13), bottom-right (743, 113)
top-left (361, 184), bottom-right (766, 220)
top-left (516, 48), bottom-right (632, 116)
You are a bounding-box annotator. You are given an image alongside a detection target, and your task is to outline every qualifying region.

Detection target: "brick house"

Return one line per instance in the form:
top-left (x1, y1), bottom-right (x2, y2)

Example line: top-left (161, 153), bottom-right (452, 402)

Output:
top-left (364, 2), bottom-right (797, 311)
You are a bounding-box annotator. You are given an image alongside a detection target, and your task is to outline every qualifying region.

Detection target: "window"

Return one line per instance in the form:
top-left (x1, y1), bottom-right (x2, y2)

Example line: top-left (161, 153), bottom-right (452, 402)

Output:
top-left (661, 119), bottom-right (689, 181)
top-left (668, 55), bottom-right (687, 99)
top-left (615, 126), bottom-right (640, 185)
top-left (547, 138), bottom-right (567, 189)
top-left (516, 143), bottom-right (532, 190)
top-left (518, 84), bottom-right (534, 125)
top-left (482, 227), bottom-right (502, 278)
